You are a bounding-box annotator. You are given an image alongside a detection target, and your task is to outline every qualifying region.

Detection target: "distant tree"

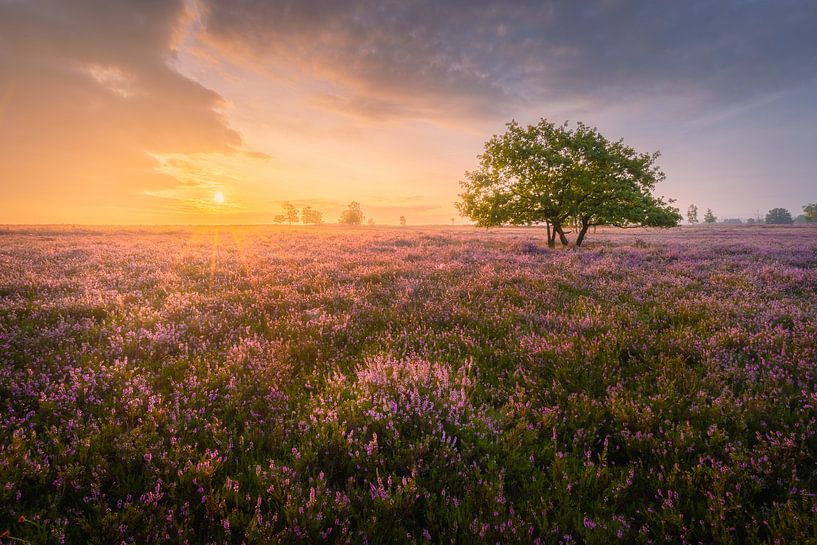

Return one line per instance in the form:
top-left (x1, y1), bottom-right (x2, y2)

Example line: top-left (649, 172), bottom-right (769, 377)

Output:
top-left (273, 214), bottom-right (285, 224)
top-left (282, 202), bottom-right (299, 224)
top-left (451, 218), bottom-right (455, 225)
top-left (722, 218), bottom-right (742, 225)
top-left (804, 203), bottom-right (817, 222)
top-left (399, 216), bottom-right (406, 226)
top-left (367, 218), bottom-right (375, 226)
top-left (766, 208), bottom-right (793, 225)
top-left (794, 214), bottom-right (809, 224)
top-left (302, 206), bottom-right (323, 224)
top-left (703, 209), bottom-right (717, 224)
top-left (457, 119), bottom-right (680, 247)
top-left (746, 217), bottom-right (756, 225)
top-left (687, 204), bottom-right (699, 224)
top-left (339, 201), bottom-right (364, 225)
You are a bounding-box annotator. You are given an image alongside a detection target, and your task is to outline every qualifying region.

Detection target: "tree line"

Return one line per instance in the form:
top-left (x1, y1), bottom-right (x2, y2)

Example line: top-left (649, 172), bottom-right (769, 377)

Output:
top-left (686, 203), bottom-right (817, 225)
top-left (272, 202), bottom-right (411, 226)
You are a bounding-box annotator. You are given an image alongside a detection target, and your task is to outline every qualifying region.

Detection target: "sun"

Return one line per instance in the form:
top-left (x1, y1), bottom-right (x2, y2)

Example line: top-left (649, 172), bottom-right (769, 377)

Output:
top-left (213, 191), bottom-right (225, 204)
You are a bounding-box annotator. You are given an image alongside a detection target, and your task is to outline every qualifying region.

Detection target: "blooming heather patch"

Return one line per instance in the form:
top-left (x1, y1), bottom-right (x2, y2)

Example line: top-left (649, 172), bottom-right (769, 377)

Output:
top-left (1, 225), bottom-right (817, 544)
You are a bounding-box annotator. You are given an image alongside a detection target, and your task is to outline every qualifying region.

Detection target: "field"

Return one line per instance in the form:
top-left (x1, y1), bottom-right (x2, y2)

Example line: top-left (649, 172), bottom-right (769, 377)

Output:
top-left (2, 225), bottom-right (817, 544)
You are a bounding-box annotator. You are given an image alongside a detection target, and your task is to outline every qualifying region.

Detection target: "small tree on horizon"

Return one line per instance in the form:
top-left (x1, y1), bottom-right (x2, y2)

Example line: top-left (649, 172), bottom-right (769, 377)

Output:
top-left (703, 209), bottom-right (717, 224)
top-left (282, 202), bottom-right (299, 224)
top-left (273, 214), bottom-right (285, 224)
top-left (399, 216), bottom-right (406, 226)
top-left (302, 206), bottom-right (323, 224)
top-left (687, 204), bottom-right (699, 224)
top-left (766, 208), bottom-right (793, 225)
top-left (339, 202), bottom-right (364, 225)
top-left (803, 203), bottom-right (817, 222)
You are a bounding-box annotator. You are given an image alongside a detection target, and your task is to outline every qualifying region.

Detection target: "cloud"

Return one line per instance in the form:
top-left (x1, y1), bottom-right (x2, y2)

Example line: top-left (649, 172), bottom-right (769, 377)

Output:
top-left (3, 0), bottom-right (815, 223)
top-left (0, 0), bottom-right (254, 222)
top-left (199, 0), bottom-right (817, 120)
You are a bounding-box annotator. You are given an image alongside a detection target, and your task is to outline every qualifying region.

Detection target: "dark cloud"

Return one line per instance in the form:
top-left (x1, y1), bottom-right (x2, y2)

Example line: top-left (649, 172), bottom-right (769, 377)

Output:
top-left (200, 0), bottom-right (817, 119)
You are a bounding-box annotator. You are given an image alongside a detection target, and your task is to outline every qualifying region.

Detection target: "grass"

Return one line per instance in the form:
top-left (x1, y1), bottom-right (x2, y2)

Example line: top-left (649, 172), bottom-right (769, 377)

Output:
top-left (1, 225), bottom-right (817, 544)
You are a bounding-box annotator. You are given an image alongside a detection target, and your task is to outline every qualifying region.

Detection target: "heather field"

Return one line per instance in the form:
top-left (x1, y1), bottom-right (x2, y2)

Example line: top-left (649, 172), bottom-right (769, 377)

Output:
top-left (2, 225), bottom-right (817, 545)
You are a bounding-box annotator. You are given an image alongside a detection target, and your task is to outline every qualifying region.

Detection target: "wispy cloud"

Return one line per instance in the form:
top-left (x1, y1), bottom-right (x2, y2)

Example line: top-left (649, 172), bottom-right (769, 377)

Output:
top-left (0, 0), bottom-right (257, 222)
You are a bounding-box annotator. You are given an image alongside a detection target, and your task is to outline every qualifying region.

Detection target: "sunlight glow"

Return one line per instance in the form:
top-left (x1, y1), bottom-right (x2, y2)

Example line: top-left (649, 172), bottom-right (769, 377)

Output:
top-left (213, 191), bottom-right (225, 204)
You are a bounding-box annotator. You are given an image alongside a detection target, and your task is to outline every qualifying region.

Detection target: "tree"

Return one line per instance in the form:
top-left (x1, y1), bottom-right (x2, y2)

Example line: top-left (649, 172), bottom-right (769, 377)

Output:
top-left (339, 201), bottom-right (364, 225)
top-left (803, 203), bottom-right (817, 222)
top-left (766, 208), bottom-right (793, 224)
top-left (273, 214), bottom-right (285, 224)
top-left (703, 209), bottom-right (717, 224)
top-left (457, 119), bottom-right (680, 247)
top-left (282, 202), bottom-right (299, 224)
top-left (367, 218), bottom-right (375, 226)
top-left (399, 216), bottom-right (406, 226)
top-left (302, 206), bottom-right (323, 224)
top-left (687, 204), bottom-right (699, 224)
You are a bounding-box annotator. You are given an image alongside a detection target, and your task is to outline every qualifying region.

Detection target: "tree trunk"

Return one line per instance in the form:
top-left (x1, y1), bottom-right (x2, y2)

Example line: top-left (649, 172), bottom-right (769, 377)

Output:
top-left (555, 224), bottom-right (569, 246)
top-left (576, 220), bottom-right (591, 247)
top-left (546, 222), bottom-right (555, 248)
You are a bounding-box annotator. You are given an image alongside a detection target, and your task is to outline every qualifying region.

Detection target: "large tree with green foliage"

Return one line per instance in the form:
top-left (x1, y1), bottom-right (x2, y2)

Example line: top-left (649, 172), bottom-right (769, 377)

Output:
top-left (457, 119), bottom-right (680, 247)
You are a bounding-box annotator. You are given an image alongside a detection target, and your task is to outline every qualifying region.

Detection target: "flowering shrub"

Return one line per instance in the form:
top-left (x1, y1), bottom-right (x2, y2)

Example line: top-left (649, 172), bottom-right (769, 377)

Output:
top-left (1, 225), bottom-right (816, 543)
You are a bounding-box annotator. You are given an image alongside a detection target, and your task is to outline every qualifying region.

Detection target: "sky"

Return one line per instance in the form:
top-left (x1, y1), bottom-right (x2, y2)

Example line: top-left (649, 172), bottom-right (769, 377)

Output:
top-left (1, 0), bottom-right (816, 225)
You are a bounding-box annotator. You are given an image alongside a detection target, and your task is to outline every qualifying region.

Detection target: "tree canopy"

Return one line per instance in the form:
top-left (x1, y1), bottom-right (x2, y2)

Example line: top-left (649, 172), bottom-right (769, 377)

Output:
top-left (687, 204), bottom-right (699, 224)
top-left (803, 203), bottom-right (817, 222)
top-left (301, 206), bottom-right (323, 224)
top-left (457, 119), bottom-right (680, 247)
top-left (339, 202), bottom-right (364, 225)
top-left (766, 208), bottom-right (793, 225)
top-left (282, 202), bottom-right (299, 224)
